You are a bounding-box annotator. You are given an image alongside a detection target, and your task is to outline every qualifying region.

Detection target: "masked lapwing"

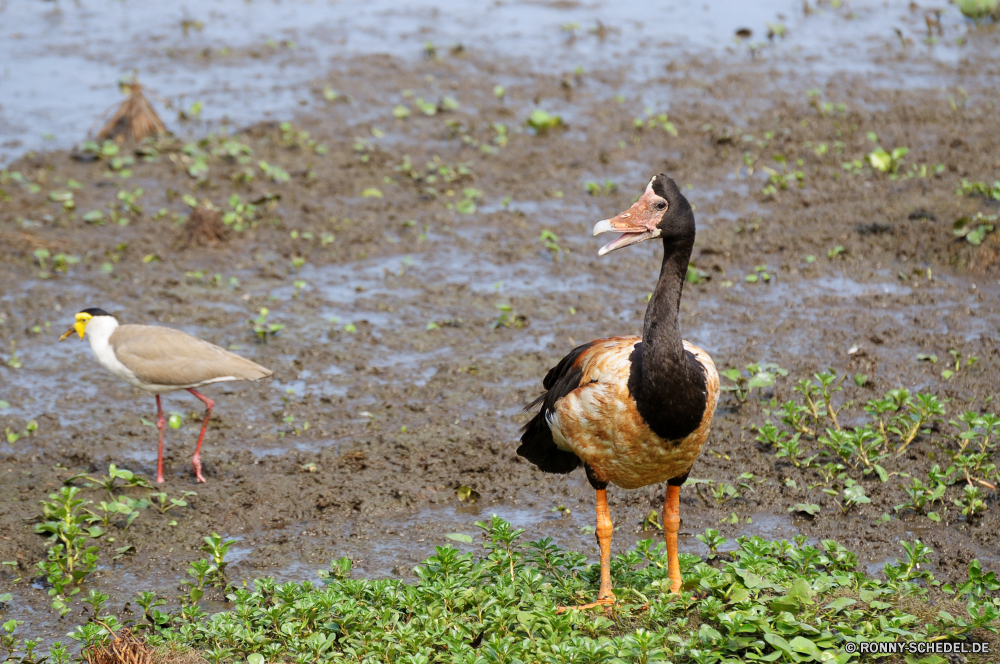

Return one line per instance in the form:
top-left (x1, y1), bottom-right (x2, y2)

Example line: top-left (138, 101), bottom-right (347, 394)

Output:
top-left (60, 308), bottom-right (272, 483)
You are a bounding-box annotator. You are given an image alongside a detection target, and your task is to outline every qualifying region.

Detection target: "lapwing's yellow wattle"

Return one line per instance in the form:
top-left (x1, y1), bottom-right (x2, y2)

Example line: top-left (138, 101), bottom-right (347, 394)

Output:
top-left (58, 317), bottom-right (89, 341)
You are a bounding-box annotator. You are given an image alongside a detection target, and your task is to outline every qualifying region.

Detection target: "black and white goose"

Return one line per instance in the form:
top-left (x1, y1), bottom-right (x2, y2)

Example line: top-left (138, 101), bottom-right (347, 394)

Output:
top-left (519, 174), bottom-right (719, 608)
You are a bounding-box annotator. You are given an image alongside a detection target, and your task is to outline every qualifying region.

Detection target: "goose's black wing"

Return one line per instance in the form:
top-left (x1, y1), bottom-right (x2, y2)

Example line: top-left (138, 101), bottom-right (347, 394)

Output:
top-left (516, 341), bottom-right (600, 474)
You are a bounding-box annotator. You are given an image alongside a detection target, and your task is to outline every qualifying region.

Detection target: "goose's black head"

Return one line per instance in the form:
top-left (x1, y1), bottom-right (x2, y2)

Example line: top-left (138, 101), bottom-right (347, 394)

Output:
top-left (592, 174), bottom-right (695, 255)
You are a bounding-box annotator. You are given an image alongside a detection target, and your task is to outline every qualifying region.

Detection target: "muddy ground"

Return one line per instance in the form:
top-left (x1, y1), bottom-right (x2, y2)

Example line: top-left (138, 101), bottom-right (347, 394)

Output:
top-left (2, 31), bottom-right (1000, 639)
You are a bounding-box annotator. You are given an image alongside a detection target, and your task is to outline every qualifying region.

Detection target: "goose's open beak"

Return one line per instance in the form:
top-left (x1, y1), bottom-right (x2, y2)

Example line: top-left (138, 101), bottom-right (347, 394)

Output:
top-left (592, 181), bottom-right (665, 256)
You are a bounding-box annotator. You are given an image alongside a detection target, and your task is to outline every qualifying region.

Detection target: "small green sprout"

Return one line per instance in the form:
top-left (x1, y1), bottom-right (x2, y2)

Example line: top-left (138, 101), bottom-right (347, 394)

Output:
top-left (539, 229), bottom-right (563, 260)
top-left (840, 479), bottom-right (871, 512)
top-left (5, 341), bottom-right (22, 369)
top-left (711, 482), bottom-right (740, 505)
top-left (492, 304), bottom-right (526, 329)
top-left (414, 98), bottom-right (437, 116)
top-left (867, 146), bottom-right (909, 174)
top-left (686, 264), bottom-right (709, 284)
top-left (258, 161), bottom-right (290, 183)
top-left (584, 180), bottom-right (617, 196)
top-left (526, 110), bottom-right (562, 132)
top-left (954, 484), bottom-right (987, 519)
top-left (250, 307), bottom-right (284, 342)
top-left (789, 503), bottom-right (820, 517)
top-left (151, 491), bottom-right (197, 514)
top-left (641, 509), bottom-right (661, 531)
top-left (696, 528), bottom-right (726, 558)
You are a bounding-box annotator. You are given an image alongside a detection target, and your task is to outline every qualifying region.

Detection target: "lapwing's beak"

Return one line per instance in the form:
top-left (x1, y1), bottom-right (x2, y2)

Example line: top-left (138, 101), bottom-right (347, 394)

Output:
top-left (59, 320), bottom-right (86, 341)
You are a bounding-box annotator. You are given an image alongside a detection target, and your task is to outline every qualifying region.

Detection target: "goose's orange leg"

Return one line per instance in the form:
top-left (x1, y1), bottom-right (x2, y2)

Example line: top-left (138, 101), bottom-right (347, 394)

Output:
top-left (664, 485), bottom-right (682, 593)
top-left (187, 388), bottom-right (213, 483)
top-left (558, 488), bottom-right (616, 611)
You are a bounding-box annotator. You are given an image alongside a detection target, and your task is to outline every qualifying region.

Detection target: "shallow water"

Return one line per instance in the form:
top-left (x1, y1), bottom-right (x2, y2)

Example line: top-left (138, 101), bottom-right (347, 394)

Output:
top-left (2, 0), bottom-right (996, 165)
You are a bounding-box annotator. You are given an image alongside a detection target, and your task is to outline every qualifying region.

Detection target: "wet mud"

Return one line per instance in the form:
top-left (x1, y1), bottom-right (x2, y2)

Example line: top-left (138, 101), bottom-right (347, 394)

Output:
top-left (2, 0), bottom-right (1000, 641)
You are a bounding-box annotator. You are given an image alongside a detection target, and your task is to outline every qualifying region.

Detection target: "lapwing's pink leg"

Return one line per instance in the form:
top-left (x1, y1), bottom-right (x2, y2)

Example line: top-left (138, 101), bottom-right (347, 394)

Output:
top-left (186, 388), bottom-right (214, 483)
top-left (155, 395), bottom-right (166, 484)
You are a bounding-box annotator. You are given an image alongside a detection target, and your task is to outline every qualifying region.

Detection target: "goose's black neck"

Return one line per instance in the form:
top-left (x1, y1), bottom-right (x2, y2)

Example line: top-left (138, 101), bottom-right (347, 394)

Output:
top-left (627, 233), bottom-right (708, 442)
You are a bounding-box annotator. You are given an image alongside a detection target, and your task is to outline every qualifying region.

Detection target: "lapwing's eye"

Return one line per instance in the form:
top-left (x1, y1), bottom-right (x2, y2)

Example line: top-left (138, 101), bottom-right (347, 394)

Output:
top-left (655, 201), bottom-right (666, 210)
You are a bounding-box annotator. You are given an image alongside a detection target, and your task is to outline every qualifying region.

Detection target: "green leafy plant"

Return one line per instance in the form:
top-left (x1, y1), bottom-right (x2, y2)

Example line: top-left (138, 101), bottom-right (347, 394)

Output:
top-left (68, 464), bottom-right (151, 498)
top-left (953, 484), bottom-right (987, 520)
top-left (150, 491), bottom-right (197, 514)
top-left (454, 187), bottom-right (482, 214)
top-left (945, 559), bottom-right (1000, 600)
top-left (956, 178), bottom-right (1000, 200)
top-left (891, 392), bottom-right (945, 455)
top-left (830, 478), bottom-right (871, 513)
top-left (883, 539), bottom-right (934, 586)
top-left (5, 420), bottom-right (37, 444)
top-left (710, 482), bottom-right (740, 506)
top-left (33, 487), bottom-right (102, 615)
top-left (105, 517), bottom-right (996, 663)
top-left (774, 433), bottom-right (815, 468)
top-left (956, 0), bottom-right (1000, 22)
top-left (821, 426), bottom-right (888, 479)
top-left (894, 477), bottom-right (946, 516)
top-left (953, 212), bottom-right (997, 246)
top-left (720, 362), bottom-right (786, 402)
top-left (200, 533), bottom-right (237, 586)
top-left (685, 264), bottom-right (710, 284)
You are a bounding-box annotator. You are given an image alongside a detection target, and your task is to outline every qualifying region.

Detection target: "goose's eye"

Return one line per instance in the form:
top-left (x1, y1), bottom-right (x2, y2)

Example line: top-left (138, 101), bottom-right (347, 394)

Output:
top-left (655, 201), bottom-right (667, 210)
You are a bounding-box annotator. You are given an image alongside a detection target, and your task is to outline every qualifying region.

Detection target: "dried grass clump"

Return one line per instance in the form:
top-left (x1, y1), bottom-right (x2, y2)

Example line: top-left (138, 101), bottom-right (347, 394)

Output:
top-left (82, 626), bottom-right (153, 664)
top-left (183, 207), bottom-right (229, 247)
top-left (97, 79), bottom-right (166, 143)
top-left (151, 646), bottom-right (209, 664)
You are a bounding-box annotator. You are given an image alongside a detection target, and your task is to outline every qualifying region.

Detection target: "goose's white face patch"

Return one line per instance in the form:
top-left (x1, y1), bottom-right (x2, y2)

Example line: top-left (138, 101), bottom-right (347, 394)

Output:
top-left (592, 179), bottom-right (667, 255)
